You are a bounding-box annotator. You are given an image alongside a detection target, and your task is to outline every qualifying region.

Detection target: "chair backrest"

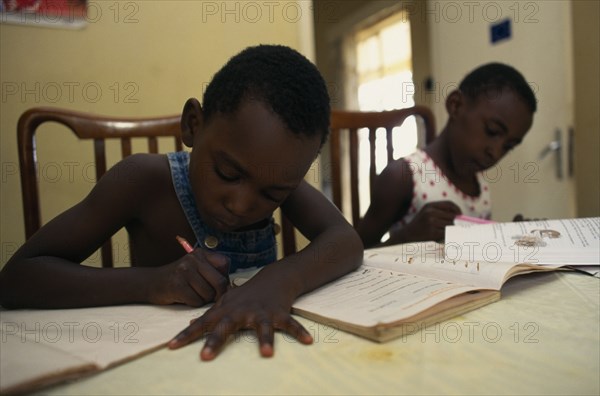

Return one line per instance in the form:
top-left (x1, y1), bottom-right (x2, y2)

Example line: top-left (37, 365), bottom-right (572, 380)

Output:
top-left (17, 106), bottom-right (435, 263)
top-left (17, 106), bottom-right (300, 265)
top-left (279, 105), bottom-right (436, 256)
top-left (18, 106), bottom-right (183, 268)
top-left (329, 105), bottom-right (436, 226)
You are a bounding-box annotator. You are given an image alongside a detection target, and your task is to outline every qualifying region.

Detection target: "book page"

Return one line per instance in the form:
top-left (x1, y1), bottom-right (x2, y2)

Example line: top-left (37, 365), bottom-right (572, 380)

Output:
top-left (445, 217), bottom-right (600, 265)
top-left (0, 268), bottom-right (262, 394)
top-left (0, 305), bottom-right (207, 394)
top-left (0, 331), bottom-right (95, 394)
top-left (364, 243), bottom-right (546, 290)
top-left (293, 265), bottom-right (480, 328)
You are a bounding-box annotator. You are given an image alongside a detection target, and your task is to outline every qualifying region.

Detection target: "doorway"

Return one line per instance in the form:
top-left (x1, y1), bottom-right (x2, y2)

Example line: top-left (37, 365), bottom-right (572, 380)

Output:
top-left (313, 0), bottom-right (431, 220)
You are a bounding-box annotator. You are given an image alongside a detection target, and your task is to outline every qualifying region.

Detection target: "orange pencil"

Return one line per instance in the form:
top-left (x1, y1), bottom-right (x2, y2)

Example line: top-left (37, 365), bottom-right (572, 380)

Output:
top-left (176, 235), bottom-right (194, 253)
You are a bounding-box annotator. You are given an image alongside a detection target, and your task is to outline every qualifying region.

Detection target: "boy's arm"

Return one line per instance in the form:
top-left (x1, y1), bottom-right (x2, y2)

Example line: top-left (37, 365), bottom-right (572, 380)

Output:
top-left (267, 179), bottom-right (363, 295)
top-left (169, 180), bottom-right (363, 360)
top-left (0, 155), bottom-right (227, 309)
top-left (0, 156), bottom-right (144, 308)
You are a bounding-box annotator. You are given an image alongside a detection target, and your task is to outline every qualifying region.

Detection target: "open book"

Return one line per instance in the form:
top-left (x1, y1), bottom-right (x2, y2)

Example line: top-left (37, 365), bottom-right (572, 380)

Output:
top-left (445, 217), bottom-right (599, 265)
top-left (292, 242), bottom-right (548, 342)
top-left (293, 217), bottom-right (599, 343)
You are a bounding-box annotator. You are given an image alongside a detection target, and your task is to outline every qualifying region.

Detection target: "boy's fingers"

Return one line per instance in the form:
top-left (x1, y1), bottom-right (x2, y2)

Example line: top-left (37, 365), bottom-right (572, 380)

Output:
top-left (186, 269), bottom-right (217, 303)
top-left (168, 317), bottom-right (213, 349)
top-left (190, 252), bottom-right (229, 299)
top-left (202, 250), bottom-right (231, 277)
top-left (179, 285), bottom-right (207, 307)
top-left (193, 265), bottom-right (229, 301)
top-left (256, 320), bottom-right (275, 357)
top-left (200, 317), bottom-right (237, 361)
top-left (279, 317), bottom-right (313, 345)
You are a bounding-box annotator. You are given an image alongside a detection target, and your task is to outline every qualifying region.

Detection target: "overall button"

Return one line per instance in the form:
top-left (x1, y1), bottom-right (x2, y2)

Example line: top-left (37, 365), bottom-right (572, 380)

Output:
top-left (204, 236), bottom-right (219, 249)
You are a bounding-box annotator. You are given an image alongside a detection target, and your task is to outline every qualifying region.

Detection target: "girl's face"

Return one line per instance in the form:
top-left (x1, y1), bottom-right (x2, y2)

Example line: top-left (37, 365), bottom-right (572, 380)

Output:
top-left (449, 87), bottom-right (533, 175)
top-left (187, 99), bottom-right (321, 232)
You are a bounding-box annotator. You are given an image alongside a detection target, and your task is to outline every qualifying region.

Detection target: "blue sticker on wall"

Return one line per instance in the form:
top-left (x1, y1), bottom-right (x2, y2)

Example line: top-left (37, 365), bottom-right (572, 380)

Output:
top-left (491, 19), bottom-right (511, 44)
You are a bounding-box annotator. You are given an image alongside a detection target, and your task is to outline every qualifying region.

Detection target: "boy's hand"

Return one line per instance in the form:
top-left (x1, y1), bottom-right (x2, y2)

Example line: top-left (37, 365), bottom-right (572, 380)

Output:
top-left (394, 200), bottom-right (461, 243)
top-left (167, 280), bottom-right (313, 360)
top-left (149, 249), bottom-right (230, 307)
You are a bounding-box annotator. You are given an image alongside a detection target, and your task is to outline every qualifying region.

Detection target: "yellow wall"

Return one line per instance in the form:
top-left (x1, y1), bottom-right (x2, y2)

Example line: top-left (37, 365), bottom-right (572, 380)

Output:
top-left (0, 1), bottom-right (311, 266)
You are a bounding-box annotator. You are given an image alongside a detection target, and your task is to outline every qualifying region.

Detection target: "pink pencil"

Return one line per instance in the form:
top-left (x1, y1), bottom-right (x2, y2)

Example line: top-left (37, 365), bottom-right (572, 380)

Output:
top-left (454, 215), bottom-right (496, 225)
top-left (176, 235), bottom-right (194, 253)
top-left (177, 235), bottom-right (234, 287)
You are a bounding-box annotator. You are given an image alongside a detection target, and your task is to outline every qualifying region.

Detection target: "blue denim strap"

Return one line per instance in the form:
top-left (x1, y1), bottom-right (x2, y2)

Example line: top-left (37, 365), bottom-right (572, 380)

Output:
top-left (167, 151), bottom-right (277, 272)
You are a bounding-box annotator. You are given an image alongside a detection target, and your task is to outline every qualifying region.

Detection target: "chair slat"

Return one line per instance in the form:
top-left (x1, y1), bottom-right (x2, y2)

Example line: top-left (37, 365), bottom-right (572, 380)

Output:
top-left (148, 137), bottom-right (158, 153)
top-left (349, 129), bottom-right (360, 226)
top-left (368, 128), bottom-right (377, 196)
top-left (121, 137), bottom-right (132, 158)
top-left (93, 138), bottom-right (107, 181)
top-left (386, 128), bottom-right (393, 163)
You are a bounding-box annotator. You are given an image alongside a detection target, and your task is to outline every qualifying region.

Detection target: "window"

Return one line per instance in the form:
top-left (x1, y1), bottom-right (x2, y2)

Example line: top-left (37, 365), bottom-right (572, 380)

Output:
top-left (354, 11), bottom-right (417, 216)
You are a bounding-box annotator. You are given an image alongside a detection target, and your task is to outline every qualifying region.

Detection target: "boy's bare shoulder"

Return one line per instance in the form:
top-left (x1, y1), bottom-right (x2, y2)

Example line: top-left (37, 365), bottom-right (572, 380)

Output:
top-left (116, 152), bottom-right (170, 169)
top-left (105, 153), bottom-right (171, 182)
top-left (94, 153), bottom-right (173, 200)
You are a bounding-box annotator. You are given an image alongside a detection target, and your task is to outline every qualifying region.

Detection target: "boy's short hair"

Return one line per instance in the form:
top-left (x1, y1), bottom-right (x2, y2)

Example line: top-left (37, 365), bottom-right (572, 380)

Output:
top-left (459, 62), bottom-right (537, 113)
top-left (202, 44), bottom-right (331, 146)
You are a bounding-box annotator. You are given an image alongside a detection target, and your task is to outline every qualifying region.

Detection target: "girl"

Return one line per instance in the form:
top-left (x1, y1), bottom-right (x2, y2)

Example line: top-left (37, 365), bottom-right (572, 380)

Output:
top-left (357, 63), bottom-right (536, 248)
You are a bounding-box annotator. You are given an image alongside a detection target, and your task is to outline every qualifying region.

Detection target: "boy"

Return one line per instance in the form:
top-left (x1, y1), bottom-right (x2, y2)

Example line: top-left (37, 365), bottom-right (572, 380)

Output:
top-left (0, 45), bottom-right (363, 360)
top-left (357, 63), bottom-right (537, 247)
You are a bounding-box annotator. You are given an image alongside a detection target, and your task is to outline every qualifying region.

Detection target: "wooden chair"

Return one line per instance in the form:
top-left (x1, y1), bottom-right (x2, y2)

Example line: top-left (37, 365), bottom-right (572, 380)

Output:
top-left (18, 107), bottom-right (183, 268)
top-left (280, 105), bottom-right (436, 254)
top-left (329, 105), bottom-right (436, 226)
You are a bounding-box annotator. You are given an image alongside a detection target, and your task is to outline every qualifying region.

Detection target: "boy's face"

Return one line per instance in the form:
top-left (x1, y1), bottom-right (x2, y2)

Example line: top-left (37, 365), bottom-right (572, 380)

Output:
top-left (450, 87), bottom-right (533, 173)
top-left (187, 100), bottom-right (322, 232)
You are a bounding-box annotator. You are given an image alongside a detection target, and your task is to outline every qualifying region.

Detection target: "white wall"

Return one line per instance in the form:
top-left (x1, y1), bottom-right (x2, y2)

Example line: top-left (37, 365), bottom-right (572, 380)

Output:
top-left (427, 0), bottom-right (577, 221)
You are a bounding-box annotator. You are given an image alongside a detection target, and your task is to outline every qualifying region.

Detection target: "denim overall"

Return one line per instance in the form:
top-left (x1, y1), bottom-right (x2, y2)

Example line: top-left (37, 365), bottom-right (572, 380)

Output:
top-left (167, 151), bottom-right (277, 273)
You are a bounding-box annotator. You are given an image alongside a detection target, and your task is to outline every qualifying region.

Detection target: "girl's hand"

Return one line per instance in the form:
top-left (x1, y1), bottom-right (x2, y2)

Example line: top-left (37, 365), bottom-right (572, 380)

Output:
top-left (513, 214), bottom-right (547, 222)
top-left (148, 249), bottom-right (230, 307)
top-left (393, 200), bottom-right (461, 243)
top-left (167, 280), bottom-right (313, 360)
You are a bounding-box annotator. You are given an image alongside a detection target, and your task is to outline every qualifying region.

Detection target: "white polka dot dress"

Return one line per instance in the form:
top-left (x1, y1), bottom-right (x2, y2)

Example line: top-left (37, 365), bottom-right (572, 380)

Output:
top-left (397, 149), bottom-right (492, 226)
